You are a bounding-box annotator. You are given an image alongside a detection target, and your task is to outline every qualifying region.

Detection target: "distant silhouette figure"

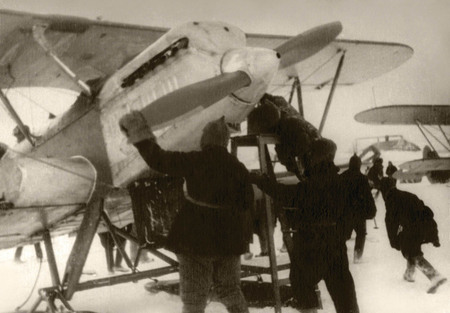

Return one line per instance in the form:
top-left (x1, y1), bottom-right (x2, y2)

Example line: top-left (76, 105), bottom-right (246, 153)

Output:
top-left (386, 161), bottom-right (398, 178)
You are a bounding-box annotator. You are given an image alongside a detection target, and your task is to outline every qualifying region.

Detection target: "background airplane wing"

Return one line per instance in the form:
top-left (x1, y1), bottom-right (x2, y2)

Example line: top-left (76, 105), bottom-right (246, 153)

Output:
top-left (0, 9), bottom-right (168, 92)
top-left (355, 105), bottom-right (450, 125)
top-left (371, 139), bottom-right (421, 152)
top-left (266, 39), bottom-right (413, 91)
top-left (398, 157), bottom-right (450, 172)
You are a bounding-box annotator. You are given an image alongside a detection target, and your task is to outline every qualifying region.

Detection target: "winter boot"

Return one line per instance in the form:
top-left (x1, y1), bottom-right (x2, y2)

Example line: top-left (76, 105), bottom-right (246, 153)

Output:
top-left (403, 258), bottom-right (416, 282)
top-left (427, 274), bottom-right (447, 293)
top-left (428, 275), bottom-right (447, 294)
top-left (353, 249), bottom-right (363, 263)
top-left (414, 256), bottom-right (447, 293)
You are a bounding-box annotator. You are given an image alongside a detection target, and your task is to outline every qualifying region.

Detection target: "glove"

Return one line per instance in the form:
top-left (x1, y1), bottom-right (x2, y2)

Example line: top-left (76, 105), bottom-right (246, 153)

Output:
top-left (119, 111), bottom-right (155, 144)
top-left (391, 241), bottom-right (401, 251)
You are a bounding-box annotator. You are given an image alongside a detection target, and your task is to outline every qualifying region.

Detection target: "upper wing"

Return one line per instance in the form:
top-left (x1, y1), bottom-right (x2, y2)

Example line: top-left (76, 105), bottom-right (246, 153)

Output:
top-left (1, 10), bottom-right (413, 94)
top-left (355, 105), bottom-right (450, 125)
top-left (267, 39), bottom-right (413, 91)
top-left (0, 9), bottom-right (168, 92)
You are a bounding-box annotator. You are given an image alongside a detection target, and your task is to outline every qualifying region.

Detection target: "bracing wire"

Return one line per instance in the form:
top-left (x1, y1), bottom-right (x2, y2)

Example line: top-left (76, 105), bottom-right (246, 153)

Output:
top-left (270, 49), bottom-right (341, 95)
top-left (10, 89), bottom-right (58, 116)
top-left (300, 50), bottom-right (342, 85)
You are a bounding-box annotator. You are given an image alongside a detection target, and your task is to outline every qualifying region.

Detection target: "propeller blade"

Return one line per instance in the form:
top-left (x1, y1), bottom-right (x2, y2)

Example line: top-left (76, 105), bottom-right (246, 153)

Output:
top-left (141, 71), bottom-right (251, 126)
top-left (275, 21), bottom-right (342, 69)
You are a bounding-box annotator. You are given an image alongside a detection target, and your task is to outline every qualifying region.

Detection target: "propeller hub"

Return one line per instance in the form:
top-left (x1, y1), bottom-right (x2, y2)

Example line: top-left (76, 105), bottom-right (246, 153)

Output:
top-left (221, 47), bottom-right (280, 104)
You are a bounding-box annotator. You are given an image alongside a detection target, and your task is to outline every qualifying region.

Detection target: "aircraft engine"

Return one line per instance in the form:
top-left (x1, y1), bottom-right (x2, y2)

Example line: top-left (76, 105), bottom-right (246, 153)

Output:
top-left (221, 47), bottom-right (280, 105)
top-left (0, 156), bottom-right (96, 207)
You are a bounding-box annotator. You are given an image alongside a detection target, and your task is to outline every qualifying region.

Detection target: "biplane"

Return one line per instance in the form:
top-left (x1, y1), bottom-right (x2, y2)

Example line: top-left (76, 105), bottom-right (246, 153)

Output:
top-left (355, 105), bottom-right (450, 183)
top-left (336, 134), bottom-right (421, 171)
top-left (0, 8), bottom-right (413, 312)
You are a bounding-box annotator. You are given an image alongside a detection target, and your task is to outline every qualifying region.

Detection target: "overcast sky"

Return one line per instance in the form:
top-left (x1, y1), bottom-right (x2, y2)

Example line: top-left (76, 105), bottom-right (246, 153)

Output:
top-left (1, 0), bottom-right (449, 153)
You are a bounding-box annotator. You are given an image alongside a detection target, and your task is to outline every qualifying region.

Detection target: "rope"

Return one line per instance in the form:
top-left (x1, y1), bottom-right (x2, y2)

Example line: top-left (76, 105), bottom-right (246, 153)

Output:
top-left (15, 257), bottom-right (43, 312)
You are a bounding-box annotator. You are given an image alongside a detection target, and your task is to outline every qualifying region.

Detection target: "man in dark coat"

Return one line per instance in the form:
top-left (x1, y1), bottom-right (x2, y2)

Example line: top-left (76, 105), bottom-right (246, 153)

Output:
top-left (340, 154), bottom-right (377, 263)
top-left (119, 112), bottom-right (253, 313)
top-left (379, 178), bottom-right (447, 293)
top-left (385, 161), bottom-right (398, 178)
top-left (367, 157), bottom-right (383, 190)
top-left (251, 138), bottom-right (359, 313)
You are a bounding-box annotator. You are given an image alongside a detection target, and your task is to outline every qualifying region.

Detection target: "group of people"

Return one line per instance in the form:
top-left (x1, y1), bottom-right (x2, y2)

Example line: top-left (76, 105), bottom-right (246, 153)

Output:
top-left (118, 108), bottom-right (446, 313)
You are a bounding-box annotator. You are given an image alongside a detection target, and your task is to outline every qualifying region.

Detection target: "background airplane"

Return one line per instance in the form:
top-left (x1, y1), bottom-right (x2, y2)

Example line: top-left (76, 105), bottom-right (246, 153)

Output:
top-left (0, 8), bottom-right (413, 312)
top-left (355, 104), bottom-right (450, 183)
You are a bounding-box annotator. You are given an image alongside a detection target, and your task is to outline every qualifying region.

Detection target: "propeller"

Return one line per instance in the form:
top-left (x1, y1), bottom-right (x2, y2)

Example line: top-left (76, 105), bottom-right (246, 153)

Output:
top-left (275, 21), bottom-right (342, 69)
top-left (140, 21), bottom-right (343, 126)
top-left (141, 71), bottom-right (251, 126)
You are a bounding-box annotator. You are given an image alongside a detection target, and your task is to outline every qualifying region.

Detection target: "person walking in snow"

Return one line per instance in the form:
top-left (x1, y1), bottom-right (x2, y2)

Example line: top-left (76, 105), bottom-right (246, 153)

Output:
top-left (119, 112), bottom-right (253, 313)
top-left (379, 178), bottom-right (447, 293)
top-left (340, 154), bottom-right (377, 263)
top-left (251, 138), bottom-right (359, 313)
top-left (367, 157), bottom-right (383, 191)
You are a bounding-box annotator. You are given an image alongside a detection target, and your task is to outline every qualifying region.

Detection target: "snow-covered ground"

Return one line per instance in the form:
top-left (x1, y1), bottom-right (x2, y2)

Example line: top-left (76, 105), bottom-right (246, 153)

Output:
top-left (0, 179), bottom-right (449, 313)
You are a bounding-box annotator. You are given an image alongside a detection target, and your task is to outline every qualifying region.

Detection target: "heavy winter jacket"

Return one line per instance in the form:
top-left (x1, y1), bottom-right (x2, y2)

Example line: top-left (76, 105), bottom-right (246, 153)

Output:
top-left (384, 188), bottom-right (439, 251)
top-left (134, 139), bottom-right (254, 256)
top-left (253, 163), bottom-right (360, 312)
top-left (253, 163), bottom-right (346, 234)
top-left (340, 169), bottom-right (377, 220)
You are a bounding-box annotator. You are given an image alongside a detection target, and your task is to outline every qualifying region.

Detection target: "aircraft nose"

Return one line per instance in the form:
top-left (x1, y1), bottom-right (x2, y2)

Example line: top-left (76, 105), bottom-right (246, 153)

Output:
top-left (221, 47), bottom-right (280, 104)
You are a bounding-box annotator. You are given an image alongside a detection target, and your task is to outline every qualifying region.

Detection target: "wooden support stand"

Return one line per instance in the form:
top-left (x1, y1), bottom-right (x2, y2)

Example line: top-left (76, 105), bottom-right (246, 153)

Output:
top-left (231, 134), bottom-right (290, 313)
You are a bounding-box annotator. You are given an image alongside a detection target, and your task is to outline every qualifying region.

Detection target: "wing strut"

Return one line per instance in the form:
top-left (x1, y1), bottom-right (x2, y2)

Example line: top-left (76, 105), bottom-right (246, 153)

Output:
top-left (318, 50), bottom-right (346, 134)
top-left (0, 89), bottom-right (35, 146)
top-left (32, 24), bottom-right (92, 96)
top-left (415, 120), bottom-right (450, 153)
top-left (438, 125), bottom-right (450, 147)
top-left (288, 77), bottom-right (304, 117)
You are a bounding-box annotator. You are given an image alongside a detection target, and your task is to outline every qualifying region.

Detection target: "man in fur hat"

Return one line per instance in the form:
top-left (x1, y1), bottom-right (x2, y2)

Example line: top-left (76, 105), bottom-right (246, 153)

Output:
top-left (251, 138), bottom-right (359, 313)
top-left (119, 112), bottom-right (253, 313)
